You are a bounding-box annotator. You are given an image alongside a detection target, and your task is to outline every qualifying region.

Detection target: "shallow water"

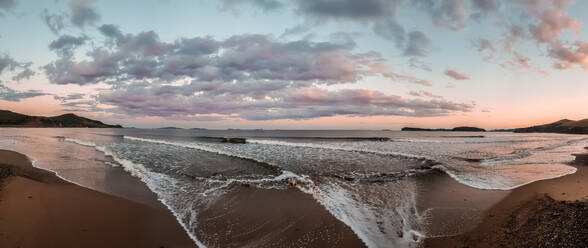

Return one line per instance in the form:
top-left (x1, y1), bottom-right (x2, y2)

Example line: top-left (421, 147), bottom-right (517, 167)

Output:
top-left (1, 128), bottom-right (586, 247)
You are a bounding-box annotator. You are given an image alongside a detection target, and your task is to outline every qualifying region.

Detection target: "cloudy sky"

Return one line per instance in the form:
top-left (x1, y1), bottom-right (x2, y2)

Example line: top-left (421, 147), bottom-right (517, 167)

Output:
top-left (1, 0), bottom-right (587, 129)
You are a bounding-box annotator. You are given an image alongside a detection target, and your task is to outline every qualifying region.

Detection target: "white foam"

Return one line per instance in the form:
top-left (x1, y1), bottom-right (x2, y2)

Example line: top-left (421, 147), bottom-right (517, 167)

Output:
top-left (61, 137), bottom-right (207, 248)
top-left (124, 136), bottom-right (280, 166)
top-left (64, 138), bottom-right (147, 178)
top-left (248, 139), bottom-right (431, 161)
top-left (433, 163), bottom-right (577, 190)
top-left (311, 182), bottom-right (425, 248)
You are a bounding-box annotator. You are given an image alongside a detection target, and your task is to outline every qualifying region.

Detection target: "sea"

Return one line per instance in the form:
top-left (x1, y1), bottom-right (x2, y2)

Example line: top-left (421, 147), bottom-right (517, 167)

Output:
top-left (1, 128), bottom-right (586, 247)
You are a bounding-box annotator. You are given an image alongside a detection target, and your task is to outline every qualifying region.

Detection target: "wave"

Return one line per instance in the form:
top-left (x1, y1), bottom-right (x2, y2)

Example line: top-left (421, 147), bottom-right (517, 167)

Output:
top-left (480, 137), bottom-right (588, 166)
top-left (433, 163), bottom-right (577, 190)
top-left (312, 181), bottom-right (425, 248)
top-left (329, 168), bottom-right (437, 183)
top-left (124, 136), bottom-right (282, 174)
top-left (59, 137), bottom-right (206, 248)
top-left (247, 136), bottom-right (392, 141)
top-left (61, 137), bottom-right (148, 178)
top-left (122, 135), bottom-right (427, 247)
top-left (247, 139), bottom-right (436, 164)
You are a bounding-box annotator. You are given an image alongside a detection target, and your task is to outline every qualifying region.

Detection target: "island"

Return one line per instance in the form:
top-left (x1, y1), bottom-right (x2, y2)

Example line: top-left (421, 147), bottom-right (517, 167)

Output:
top-left (0, 110), bottom-right (122, 128)
top-left (401, 126), bottom-right (486, 132)
top-left (157, 127), bottom-right (184, 130)
top-left (514, 119), bottom-right (588, 134)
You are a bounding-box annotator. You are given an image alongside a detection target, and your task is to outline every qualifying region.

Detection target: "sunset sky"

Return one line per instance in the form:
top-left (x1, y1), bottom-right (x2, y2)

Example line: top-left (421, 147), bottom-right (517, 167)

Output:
top-left (1, 0), bottom-right (587, 129)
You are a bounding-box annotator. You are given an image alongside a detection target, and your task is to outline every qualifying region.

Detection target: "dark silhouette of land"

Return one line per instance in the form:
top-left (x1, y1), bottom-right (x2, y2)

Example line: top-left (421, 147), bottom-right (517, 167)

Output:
top-left (402, 126), bottom-right (486, 132)
top-left (0, 110), bottom-right (121, 128)
top-left (515, 119), bottom-right (588, 134)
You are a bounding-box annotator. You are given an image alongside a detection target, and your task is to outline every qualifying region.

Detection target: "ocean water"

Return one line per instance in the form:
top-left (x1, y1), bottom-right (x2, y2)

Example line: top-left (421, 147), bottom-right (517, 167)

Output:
top-left (1, 128), bottom-right (586, 247)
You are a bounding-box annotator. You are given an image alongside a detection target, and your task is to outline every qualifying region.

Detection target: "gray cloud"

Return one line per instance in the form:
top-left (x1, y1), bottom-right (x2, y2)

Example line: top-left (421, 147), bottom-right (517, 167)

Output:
top-left (413, 0), bottom-right (469, 31)
top-left (219, 0), bottom-right (284, 14)
top-left (98, 24), bottom-right (125, 45)
top-left (293, 0), bottom-right (398, 21)
top-left (409, 90), bottom-right (443, 98)
top-left (69, 0), bottom-right (100, 28)
top-left (470, 0), bottom-right (499, 19)
top-left (408, 58), bottom-right (432, 71)
top-left (41, 9), bottom-right (66, 34)
top-left (280, 24), bottom-right (311, 38)
top-left (403, 31), bottom-right (431, 57)
top-left (49, 35), bottom-right (88, 56)
top-left (43, 29), bottom-right (430, 86)
top-left (0, 83), bottom-right (48, 102)
top-left (445, 69), bottom-right (470, 80)
top-left (0, 54), bottom-right (35, 82)
top-left (0, 0), bottom-right (16, 13)
top-left (54, 93), bottom-right (85, 102)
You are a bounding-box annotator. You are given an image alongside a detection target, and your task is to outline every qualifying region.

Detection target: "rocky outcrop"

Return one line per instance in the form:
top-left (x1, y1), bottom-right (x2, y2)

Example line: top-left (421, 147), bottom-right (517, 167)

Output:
top-left (221, 137), bottom-right (247, 144)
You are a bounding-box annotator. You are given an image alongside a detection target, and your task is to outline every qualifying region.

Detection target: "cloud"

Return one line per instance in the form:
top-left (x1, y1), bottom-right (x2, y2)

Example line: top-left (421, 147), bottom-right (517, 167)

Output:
top-left (445, 69), bottom-right (470, 80)
top-left (413, 0), bottom-right (469, 31)
top-left (0, 54), bottom-right (35, 81)
top-left (218, 0), bottom-right (284, 14)
top-left (528, 8), bottom-right (581, 43)
top-left (69, 0), bottom-right (100, 28)
top-left (49, 35), bottom-right (88, 56)
top-left (409, 90), bottom-right (442, 98)
top-left (0, 0), bottom-right (16, 13)
top-left (98, 24), bottom-right (125, 45)
top-left (293, 0), bottom-right (398, 21)
top-left (0, 83), bottom-right (48, 102)
top-left (41, 9), bottom-right (66, 34)
top-left (98, 82), bottom-right (473, 120)
top-left (548, 40), bottom-right (588, 70)
top-left (472, 38), bottom-right (495, 61)
top-left (403, 31), bottom-right (431, 57)
top-left (54, 93), bottom-right (85, 102)
top-left (408, 58), bottom-right (432, 71)
top-left (280, 24), bottom-right (311, 38)
top-left (470, 0), bottom-right (499, 19)
top-left (43, 29), bottom-right (430, 86)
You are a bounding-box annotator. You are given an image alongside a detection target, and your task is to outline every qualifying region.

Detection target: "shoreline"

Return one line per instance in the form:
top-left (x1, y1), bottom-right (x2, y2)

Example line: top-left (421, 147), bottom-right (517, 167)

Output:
top-left (0, 149), bottom-right (195, 248)
top-left (2, 144), bottom-right (587, 247)
top-left (423, 162), bottom-right (588, 247)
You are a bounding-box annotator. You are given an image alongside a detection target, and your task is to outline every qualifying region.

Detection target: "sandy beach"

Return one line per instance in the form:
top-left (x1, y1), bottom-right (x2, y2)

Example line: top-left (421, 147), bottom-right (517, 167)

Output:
top-left (424, 160), bottom-right (588, 247)
top-left (0, 149), bottom-right (195, 248)
top-left (195, 185), bottom-right (366, 247)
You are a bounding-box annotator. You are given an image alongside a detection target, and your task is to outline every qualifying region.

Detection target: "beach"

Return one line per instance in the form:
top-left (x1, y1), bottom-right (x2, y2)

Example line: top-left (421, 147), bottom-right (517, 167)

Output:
top-left (0, 149), bottom-right (195, 248)
top-left (424, 161), bottom-right (588, 247)
top-left (1, 129), bottom-right (587, 247)
top-left (0, 148), bottom-right (365, 248)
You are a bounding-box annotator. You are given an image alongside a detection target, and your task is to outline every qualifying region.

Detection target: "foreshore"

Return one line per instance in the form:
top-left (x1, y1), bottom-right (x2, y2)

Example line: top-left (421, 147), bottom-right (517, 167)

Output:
top-left (0, 149), bottom-right (195, 248)
top-left (2, 147), bottom-right (587, 248)
top-left (424, 159), bottom-right (588, 247)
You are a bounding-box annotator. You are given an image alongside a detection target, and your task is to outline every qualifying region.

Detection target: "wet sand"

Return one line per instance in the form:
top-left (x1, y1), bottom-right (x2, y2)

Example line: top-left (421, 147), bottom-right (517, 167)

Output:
top-left (423, 163), bottom-right (588, 248)
top-left (196, 185), bottom-right (366, 247)
top-left (0, 149), bottom-right (195, 248)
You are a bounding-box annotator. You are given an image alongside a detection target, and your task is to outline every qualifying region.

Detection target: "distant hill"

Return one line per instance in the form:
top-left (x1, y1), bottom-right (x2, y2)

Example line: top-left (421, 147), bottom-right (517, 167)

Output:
top-left (452, 126), bottom-right (486, 132)
top-left (514, 119), bottom-right (588, 134)
top-left (402, 126), bottom-right (485, 132)
top-left (158, 127), bottom-right (183, 130)
top-left (0, 110), bottom-right (122, 128)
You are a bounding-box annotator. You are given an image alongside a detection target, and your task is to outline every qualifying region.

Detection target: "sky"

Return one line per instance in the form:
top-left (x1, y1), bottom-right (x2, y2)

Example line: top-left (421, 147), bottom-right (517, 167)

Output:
top-left (0, 0), bottom-right (587, 129)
